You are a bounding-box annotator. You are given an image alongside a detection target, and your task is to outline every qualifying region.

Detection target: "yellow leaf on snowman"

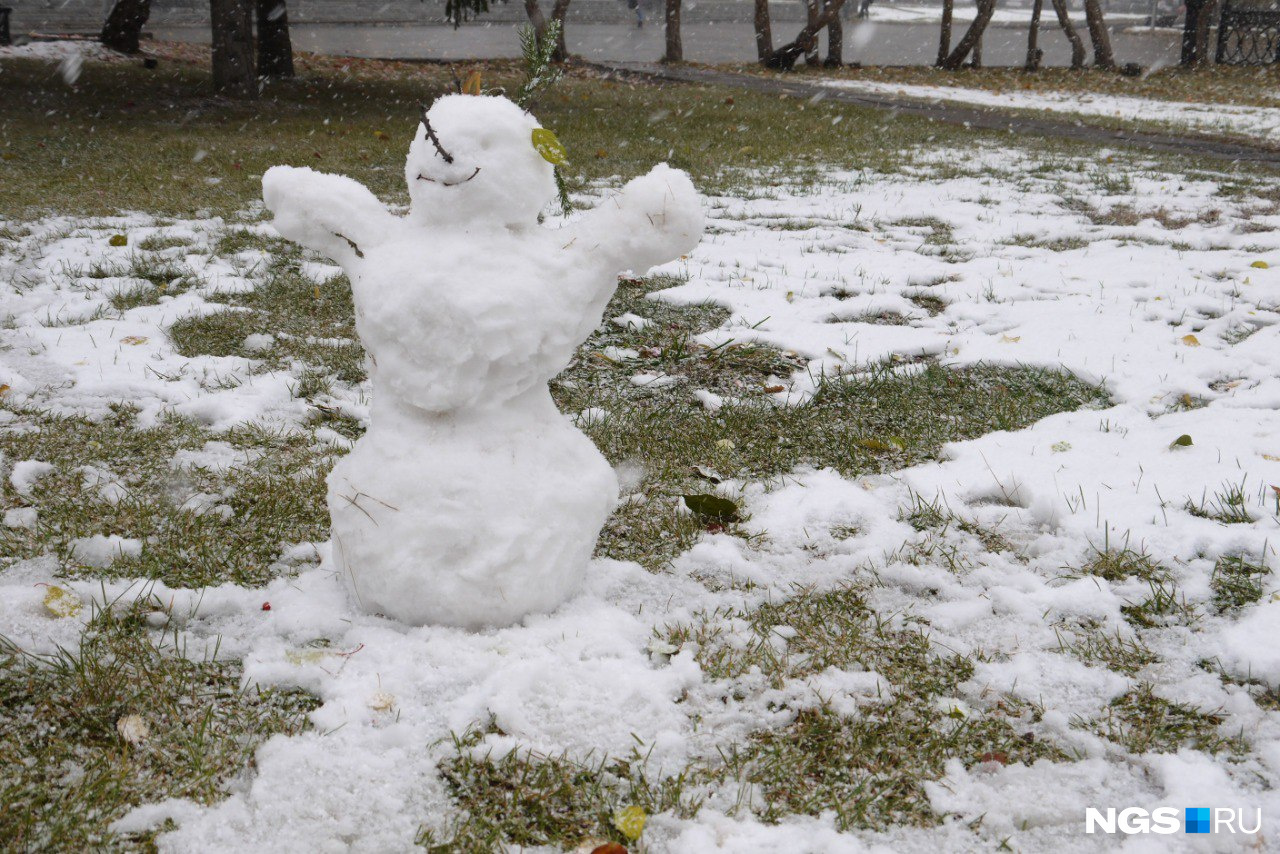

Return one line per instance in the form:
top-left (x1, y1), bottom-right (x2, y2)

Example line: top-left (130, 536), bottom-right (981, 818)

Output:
top-left (43, 585), bottom-right (82, 618)
top-left (531, 128), bottom-right (568, 166)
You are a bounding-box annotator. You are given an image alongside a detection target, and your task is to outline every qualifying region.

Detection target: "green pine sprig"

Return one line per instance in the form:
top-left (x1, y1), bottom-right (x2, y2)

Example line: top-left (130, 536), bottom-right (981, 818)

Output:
top-left (516, 20), bottom-right (572, 215)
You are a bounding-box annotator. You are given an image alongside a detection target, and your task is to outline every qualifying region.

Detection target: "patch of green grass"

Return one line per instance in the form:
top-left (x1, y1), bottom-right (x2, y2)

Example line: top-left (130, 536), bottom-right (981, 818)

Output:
top-left (136, 234), bottom-right (196, 253)
top-left (1119, 578), bottom-right (1198, 629)
top-left (0, 598), bottom-right (319, 851)
top-left (0, 406), bottom-right (337, 587)
top-left (735, 700), bottom-right (1059, 831)
top-left (898, 493), bottom-right (1013, 563)
top-left (101, 255), bottom-right (197, 311)
top-left (0, 55), bottom-right (975, 220)
top-left (1210, 552), bottom-right (1270, 613)
top-left (168, 252), bottom-right (364, 387)
top-left (669, 584), bottom-right (1065, 831)
top-left (1078, 547), bottom-right (1169, 583)
top-left (906, 292), bottom-right (947, 316)
top-left (1185, 480), bottom-right (1257, 525)
top-left (213, 229), bottom-right (298, 260)
top-left (1059, 627), bottom-right (1158, 677)
top-left (1090, 684), bottom-right (1244, 756)
top-left (421, 728), bottom-right (697, 851)
top-left (1008, 233), bottom-right (1092, 252)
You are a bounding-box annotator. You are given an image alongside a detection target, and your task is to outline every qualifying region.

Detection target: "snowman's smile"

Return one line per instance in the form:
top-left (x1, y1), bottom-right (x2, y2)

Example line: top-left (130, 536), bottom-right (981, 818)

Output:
top-left (417, 167), bottom-right (481, 187)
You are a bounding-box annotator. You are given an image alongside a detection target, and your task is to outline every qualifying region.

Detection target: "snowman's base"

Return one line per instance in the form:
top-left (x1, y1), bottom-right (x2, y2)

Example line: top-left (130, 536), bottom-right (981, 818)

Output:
top-left (327, 393), bottom-right (618, 629)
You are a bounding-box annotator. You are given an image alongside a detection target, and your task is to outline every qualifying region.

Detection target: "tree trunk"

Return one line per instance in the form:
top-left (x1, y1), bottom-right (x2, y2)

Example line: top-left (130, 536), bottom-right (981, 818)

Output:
top-left (1025, 0), bottom-right (1043, 69)
top-left (940, 0), bottom-right (996, 69)
top-left (256, 0), bottom-right (293, 79)
top-left (825, 3), bottom-right (843, 66)
top-left (1050, 0), bottom-right (1087, 68)
top-left (972, 27), bottom-right (983, 66)
top-left (524, 0), bottom-right (572, 60)
top-left (550, 0), bottom-right (571, 59)
top-left (1082, 0), bottom-right (1115, 68)
top-left (762, 0), bottom-right (848, 69)
top-left (1181, 0), bottom-right (1202, 64)
top-left (525, 0), bottom-right (548, 41)
top-left (754, 0), bottom-right (774, 63)
top-left (100, 0), bottom-right (151, 53)
top-left (1192, 0), bottom-right (1217, 64)
top-left (804, 0), bottom-right (821, 66)
top-left (937, 0), bottom-right (954, 66)
top-left (664, 0), bottom-right (682, 61)
top-left (210, 0), bottom-right (256, 97)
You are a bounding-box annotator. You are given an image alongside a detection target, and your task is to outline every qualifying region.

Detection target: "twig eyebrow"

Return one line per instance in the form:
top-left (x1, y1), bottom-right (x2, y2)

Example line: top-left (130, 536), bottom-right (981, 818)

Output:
top-left (419, 104), bottom-right (454, 164)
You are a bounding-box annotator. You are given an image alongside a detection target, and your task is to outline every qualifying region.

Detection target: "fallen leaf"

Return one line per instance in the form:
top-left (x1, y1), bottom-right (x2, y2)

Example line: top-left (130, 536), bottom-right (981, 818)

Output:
top-left (1170, 434), bottom-right (1194, 449)
top-left (0, 384), bottom-right (9, 396)
top-left (368, 691), bottom-right (396, 712)
top-left (715, 439), bottom-right (735, 451)
top-left (683, 494), bottom-right (740, 523)
top-left (692, 465), bottom-right (723, 483)
top-left (763, 384), bottom-right (786, 394)
top-left (999, 334), bottom-right (1021, 343)
top-left (117, 714), bottom-right (150, 745)
top-left (43, 585), bottom-right (82, 618)
top-left (612, 806), bottom-right (647, 842)
top-left (1181, 334), bottom-right (1201, 347)
top-left (374, 130), bottom-right (390, 141)
top-left (1251, 260), bottom-right (1270, 269)
top-left (108, 234), bottom-right (127, 247)
top-left (857, 437), bottom-right (906, 452)
top-left (120, 336), bottom-right (148, 345)
top-left (1263, 454), bottom-right (1280, 462)
top-left (462, 69), bottom-right (483, 95)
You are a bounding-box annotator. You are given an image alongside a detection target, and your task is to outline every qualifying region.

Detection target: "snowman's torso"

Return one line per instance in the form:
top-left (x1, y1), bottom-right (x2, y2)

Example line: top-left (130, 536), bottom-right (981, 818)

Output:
top-left (350, 226), bottom-right (612, 415)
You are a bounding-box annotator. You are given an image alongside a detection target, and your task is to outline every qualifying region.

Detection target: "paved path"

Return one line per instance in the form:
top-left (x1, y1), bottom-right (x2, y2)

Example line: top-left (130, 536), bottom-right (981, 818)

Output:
top-left (592, 62), bottom-right (1280, 165)
top-left (153, 19), bottom-right (1181, 67)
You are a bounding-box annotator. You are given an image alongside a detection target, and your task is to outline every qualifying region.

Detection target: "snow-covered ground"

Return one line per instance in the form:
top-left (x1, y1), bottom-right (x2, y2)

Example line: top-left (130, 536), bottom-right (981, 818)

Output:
top-left (821, 78), bottom-right (1280, 143)
top-left (2, 146), bottom-right (1279, 850)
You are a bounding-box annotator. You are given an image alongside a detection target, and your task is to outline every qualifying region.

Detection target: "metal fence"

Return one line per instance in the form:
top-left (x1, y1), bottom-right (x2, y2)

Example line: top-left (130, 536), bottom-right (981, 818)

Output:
top-left (1215, 0), bottom-right (1280, 63)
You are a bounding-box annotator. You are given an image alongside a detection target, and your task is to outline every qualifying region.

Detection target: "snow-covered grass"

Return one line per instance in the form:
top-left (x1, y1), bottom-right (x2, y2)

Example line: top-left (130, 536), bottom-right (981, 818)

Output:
top-left (819, 77), bottom-right (1280, 145)
top-left (768, 64), bottom-right (1280, 110)
top-left (4, 51), bottom-right (1280, 852)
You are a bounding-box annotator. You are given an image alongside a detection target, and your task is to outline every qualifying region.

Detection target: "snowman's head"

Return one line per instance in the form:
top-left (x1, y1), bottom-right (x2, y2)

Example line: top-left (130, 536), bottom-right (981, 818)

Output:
top-left (405, 94), bottom-right (557, 229)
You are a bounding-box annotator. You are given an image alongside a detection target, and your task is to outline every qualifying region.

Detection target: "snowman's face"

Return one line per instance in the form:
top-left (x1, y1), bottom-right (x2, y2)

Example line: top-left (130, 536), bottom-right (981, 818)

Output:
top-left (404, 94), bottom-right (558, 229)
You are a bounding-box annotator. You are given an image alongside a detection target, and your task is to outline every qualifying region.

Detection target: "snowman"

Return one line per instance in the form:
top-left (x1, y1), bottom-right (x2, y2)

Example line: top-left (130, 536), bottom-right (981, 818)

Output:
top-left (262, 94), bottom-right (703, 629)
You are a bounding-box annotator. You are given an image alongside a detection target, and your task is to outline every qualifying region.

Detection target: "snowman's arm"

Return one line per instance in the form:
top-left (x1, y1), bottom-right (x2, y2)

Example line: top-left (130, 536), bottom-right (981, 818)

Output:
top-left (262, 166), bottom-right (397, 264)
top-left (563, 164), bottom-right (704, 278)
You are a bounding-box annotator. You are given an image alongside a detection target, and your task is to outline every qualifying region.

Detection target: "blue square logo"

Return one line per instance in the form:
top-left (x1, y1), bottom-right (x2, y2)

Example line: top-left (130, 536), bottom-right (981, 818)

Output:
top-left (1185, 807), bottom-right (1211, 834)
